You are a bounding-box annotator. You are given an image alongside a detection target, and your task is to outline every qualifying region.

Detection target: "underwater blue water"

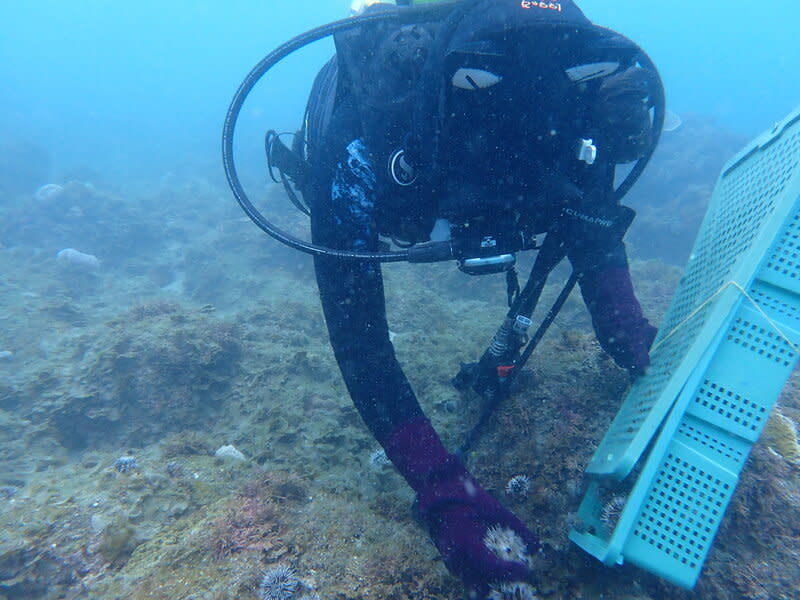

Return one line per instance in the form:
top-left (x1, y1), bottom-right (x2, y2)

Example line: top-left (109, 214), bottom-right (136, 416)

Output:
top-left (1, 3), bottom-right (798, 598)
top-left (1, 0), bottom-right (798, 186)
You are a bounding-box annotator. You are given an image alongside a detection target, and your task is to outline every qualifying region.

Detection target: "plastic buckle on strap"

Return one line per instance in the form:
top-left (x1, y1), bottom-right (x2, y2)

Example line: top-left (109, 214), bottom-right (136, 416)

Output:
top-left (577, 138), bottom-right (597, 165)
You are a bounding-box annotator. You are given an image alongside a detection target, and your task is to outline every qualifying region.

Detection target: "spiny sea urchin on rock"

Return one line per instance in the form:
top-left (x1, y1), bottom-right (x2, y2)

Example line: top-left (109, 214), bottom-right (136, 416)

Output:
top-left (368, 448), bottom-right (391, 468)
top-left (505, 474), bottom-right (531, 497)
top-left (114, 456), bottom-right (138, 473)
top-left (600, 495), bottom-right (627, 532)
top-left (488, 581), bottom-right (539, 600)
top-left (258, 565), bottom-right (301, 600)
top-left (483, 525), bottom-right (533, 569)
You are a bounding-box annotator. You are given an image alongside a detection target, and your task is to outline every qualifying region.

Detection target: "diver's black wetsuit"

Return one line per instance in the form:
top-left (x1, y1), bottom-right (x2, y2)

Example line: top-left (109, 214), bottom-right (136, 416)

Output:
top-left (302, 2), bottom-right (658, 594)
top-left (309, 67), bottom-right (650, 444)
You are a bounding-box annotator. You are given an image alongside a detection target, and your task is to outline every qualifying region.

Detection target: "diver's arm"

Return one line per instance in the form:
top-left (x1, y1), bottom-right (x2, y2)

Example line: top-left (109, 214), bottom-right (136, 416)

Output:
top-left (310, 138), bottom-right (423, 443)
top-left (564, 59), bottom-right (660, 374)
top-left (565, 210), bottom-right (656, 375)
top-left (310, 138), bottom-right (540, 595)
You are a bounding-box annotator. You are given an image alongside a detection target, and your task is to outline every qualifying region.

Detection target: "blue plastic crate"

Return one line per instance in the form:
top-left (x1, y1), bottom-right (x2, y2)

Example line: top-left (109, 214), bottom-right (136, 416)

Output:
top-left (570, 106), bottom-right (800, 588)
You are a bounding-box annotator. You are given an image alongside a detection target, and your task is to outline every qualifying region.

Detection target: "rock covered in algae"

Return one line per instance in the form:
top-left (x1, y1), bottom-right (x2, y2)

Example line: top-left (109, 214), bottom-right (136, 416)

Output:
top-left (0, 180), bottom-right (160, 263)
top-left (98, 516), bottom-right (141, 564)
top-left (56, 247), bottom-right (100, 268)
top-left (215, 444), bottom-right (247, 461)
top-left (27, 302), bottom-right (243, 449)
top-left (763, 410), bottom-right (800, 463)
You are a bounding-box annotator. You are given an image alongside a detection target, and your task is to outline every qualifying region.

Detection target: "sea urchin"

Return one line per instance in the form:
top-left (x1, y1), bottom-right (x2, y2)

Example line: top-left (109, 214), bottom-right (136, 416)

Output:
top-left (483, 525), bottom-right (533, 569)
top-left (600, 495), bottom-right (627, 532)
top-left (259, 565), bottom-right (301, 600)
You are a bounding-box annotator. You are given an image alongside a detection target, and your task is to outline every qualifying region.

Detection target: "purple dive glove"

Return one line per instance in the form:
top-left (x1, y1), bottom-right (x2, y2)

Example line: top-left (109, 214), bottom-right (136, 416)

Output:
top-left (580, 266), bottom-right (657, 375)
top-left (383, 418), bottom-right (540, 596)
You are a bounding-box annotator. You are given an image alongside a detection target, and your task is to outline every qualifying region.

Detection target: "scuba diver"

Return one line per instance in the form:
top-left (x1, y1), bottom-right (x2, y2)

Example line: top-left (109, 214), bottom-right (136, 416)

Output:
top-left (223, 0), bottom-right (663, 597)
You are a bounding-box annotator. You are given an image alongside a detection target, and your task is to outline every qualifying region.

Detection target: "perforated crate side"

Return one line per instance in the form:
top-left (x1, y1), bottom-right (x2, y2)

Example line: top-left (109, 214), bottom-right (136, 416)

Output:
top-left (687, 304), bottom-right (797, 441)
top-left (762, 211), bottom-right (800, 294)
top-left (573, 107), bottom-right (800, 586)
top-left (619, 318), bottom-right (799, 587)
top-left (621, 439), bottom-right (738, 588)
top-left (585, 300), bottom-right (731, 478)
top-left (748, 280), bottom-right (800, 332)
top-left (612, 214), bottom-right (800, 587)
top-left (585, 107), bottom-right (800, 479)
